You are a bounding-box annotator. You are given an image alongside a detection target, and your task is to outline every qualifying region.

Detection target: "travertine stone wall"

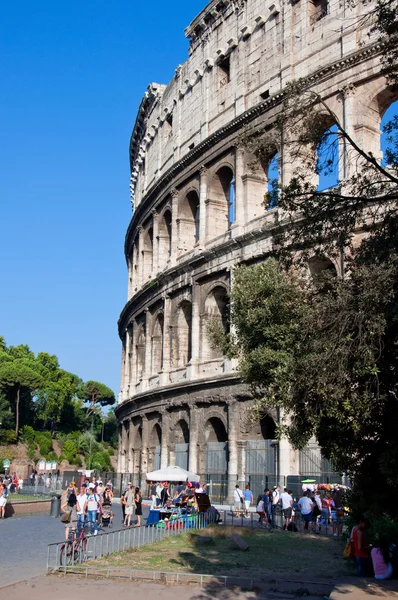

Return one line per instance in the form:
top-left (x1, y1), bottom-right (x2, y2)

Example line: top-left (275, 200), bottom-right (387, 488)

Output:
top-left (117, 0), bottom-right (394, 494)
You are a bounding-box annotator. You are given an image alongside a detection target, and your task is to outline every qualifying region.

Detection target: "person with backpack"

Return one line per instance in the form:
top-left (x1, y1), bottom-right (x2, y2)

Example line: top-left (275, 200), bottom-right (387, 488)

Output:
top-left (233, 484), bottom-right (244, 517)
top-left (86, 486), bottom-right (101, 535)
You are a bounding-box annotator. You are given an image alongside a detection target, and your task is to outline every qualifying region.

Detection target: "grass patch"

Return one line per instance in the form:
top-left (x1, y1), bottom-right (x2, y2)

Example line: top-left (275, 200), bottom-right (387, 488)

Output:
top-left (91, 526), bottom-right (353, 580)
top-left (8, 494), bottom-right (51, 503)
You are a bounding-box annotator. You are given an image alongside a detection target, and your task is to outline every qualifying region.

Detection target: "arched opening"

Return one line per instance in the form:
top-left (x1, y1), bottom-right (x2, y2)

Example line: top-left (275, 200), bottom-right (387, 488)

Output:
top-left (149, 424), bottom-right (161, 471)
top-left (205, 417), bottom-right (228, 477)
top-left (151, 313), bottom-right (164, 374)
top-left (245, 413), bottom-right (278, 495)
top-left (174, 419), bottom-right (189, 470)
top-left (172, 301), bottom-right (192, 368)
top-left (380, 99), bottom-right (398, 168)
top-left (308, 255), bottom-right (337, 278)
top-left (133, 424), bottom-right (143, 476)
top-left (178, 191), bottom-right (200, 254)
top-left (316, 124), bottom-right (339, 191)
top-left (267, 153), bottom-right (280, 209)
top-left (201, 286), bottom-right (229, 361)
top-left (142, 227), bottom-right (154, 281)
top-left (204, 417), bottom-right (228, 442)
top-left (209, 166), bottom-right (234, 237)
top-left (132, 238), bottom-right (139, 288)
top-left (158, 210), bottom-right (172, 270)
top-left (135, 325), bottom-right (146, 381)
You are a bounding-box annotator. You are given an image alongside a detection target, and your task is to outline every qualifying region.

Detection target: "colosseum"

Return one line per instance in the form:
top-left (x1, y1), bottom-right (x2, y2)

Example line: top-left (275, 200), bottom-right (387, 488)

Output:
top-left (116, 0), bottom-right (392, 501)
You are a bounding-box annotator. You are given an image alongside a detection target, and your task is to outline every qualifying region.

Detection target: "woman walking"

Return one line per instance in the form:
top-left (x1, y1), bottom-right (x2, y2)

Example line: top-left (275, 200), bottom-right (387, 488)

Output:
top-left (61, 492), bottom-right (80, 540)
top-left (134, 487), bottom-right (142, 527)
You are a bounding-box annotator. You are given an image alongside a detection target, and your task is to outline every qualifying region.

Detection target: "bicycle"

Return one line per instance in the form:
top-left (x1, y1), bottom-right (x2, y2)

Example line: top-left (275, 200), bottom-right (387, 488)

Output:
top-left (59, 528), bottom-right (87, 566)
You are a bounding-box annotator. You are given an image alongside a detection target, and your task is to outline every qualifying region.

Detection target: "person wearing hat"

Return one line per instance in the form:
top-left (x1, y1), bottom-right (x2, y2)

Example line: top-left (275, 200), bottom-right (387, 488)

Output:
top-left (160, 482), bottom-right (170, 507)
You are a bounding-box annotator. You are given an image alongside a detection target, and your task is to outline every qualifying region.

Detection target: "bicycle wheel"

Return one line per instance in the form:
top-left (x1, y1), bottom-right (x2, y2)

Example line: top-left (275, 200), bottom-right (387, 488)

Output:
top-left (59, 542), bottom-right (73, 566)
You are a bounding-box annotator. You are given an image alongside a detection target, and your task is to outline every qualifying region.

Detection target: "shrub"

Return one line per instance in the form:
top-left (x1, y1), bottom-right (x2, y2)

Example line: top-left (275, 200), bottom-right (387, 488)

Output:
top-left (0, 429), bottom-right (17, 444)
top-left (20, 425), bottom-right (36, 444)
top-left (27, 443), bottom-right (37, 461)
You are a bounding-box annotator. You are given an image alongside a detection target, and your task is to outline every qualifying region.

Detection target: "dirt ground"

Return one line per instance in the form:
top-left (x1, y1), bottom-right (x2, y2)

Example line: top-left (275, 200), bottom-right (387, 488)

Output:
top-left (9, 575), bottom-right (266, 600)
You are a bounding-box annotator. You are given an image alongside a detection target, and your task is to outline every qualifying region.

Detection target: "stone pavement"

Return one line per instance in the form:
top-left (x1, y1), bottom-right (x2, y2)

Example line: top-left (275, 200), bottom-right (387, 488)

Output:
top-left (0, 503), bottom-right (131, 588)
top-left (330, 577), bottom-right (398, 600)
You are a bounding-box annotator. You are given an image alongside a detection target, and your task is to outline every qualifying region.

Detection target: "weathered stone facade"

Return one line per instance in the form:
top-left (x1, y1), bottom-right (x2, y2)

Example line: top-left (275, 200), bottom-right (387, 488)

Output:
top-left (116, 0), bottom-right (392, 499)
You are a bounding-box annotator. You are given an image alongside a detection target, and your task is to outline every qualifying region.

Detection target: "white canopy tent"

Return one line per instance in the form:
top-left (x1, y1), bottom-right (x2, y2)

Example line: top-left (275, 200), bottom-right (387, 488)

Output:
top-left (146, 465), bottom-right (200, 483)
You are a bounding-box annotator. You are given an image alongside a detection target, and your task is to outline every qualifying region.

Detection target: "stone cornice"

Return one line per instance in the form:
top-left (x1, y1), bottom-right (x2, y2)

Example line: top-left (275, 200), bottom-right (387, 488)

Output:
top-left (124, 41), bottom-right (383, 255)
top-left (115, 372), bottom-right (241, 420)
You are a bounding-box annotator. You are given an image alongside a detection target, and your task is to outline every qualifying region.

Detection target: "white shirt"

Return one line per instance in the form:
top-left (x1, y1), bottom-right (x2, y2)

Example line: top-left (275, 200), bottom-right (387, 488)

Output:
top-left (77, 494), bottom-right (87, 515)
top-left (156, 485), bottom-right (162, 497)
top-left (280, 492), bottom-right (293, 510)
top-left (87, 494), bottom-right (98, 511)
top-left (272, 490), bottom-right (280, 505)
top-left (234, 488), bottom-right (243, 502)
top-left (298, 496), bottom-right (314, 515)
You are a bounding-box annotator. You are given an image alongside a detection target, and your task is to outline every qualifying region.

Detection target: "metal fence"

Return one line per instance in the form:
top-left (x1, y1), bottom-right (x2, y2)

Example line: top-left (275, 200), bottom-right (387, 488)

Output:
top-left (46, 513), bottom-right (208, 572)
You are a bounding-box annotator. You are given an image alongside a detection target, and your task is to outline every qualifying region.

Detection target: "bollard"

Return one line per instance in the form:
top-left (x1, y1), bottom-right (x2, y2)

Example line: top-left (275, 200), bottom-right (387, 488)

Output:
top-left (50, 494), bottom-right (61, 518)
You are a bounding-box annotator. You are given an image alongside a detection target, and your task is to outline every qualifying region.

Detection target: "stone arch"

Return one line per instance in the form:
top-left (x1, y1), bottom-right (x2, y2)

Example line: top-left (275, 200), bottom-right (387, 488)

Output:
top-left (172, 300), bottom-right (192, 368)
top-left (178, 190), bottom-right (200, 253)
top-left (151, 312), bottom-right (164, 374)
top-left (208, 165), bottom-right (234, 237)
top-left (380, 97), bottom-right (398, 167)
top-left (200, 284), bottom-right (229, 361)
top-left (142, 225), bottom-right (154, 281)
top-left (158, 208), bottom-right (172, 270)
top-left (266, 152), bottom-right (280, 209)
top-left (308, 254), bottom-right (338, 278)
top-left (132, 236), bottom-right (140, 289)
top-left (149, 422), bottom-right (162, 446)
top-left (174, 418), bottom-right (190, 444)
top-left (204, 416), bottom-right (228, 442)
top-left (135, 323), bottom-right (146, 380)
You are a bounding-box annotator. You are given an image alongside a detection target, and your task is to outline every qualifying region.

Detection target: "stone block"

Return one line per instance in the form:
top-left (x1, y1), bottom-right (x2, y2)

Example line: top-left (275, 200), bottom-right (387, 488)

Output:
top-left (230, 533), bottom-right (249, 551)
top-left (195, 536), bottom-right (214, 545)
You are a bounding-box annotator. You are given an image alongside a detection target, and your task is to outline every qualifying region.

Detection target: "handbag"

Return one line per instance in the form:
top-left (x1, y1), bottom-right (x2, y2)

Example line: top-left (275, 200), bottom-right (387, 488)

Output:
top-left (61, 509), bottom-right (72, 523)
top-left (343, 539), bottom-right (355, 559)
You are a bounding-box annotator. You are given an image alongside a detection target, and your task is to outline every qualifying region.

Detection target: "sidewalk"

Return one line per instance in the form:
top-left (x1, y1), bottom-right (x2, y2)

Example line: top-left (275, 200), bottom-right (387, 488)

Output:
top-left (330, 577), bottom-right (398, 599)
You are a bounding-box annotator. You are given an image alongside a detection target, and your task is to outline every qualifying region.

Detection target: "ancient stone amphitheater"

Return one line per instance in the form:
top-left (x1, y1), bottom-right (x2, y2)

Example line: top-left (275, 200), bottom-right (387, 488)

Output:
top-left (116, 0), bottom-right (390, 500)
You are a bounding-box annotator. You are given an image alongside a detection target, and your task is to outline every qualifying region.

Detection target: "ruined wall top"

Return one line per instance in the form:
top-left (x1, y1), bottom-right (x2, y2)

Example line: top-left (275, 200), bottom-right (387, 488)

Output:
top-left (129, 0), bottom-right (376, 210)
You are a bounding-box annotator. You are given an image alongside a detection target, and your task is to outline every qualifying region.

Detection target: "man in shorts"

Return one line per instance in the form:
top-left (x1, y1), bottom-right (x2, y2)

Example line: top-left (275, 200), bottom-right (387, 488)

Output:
top-left (280, 488), bottom-right (293, 529)
top-left (233, 484), bottom-right (244, 517)
top-left (298, 491), bottom-right (314, 531)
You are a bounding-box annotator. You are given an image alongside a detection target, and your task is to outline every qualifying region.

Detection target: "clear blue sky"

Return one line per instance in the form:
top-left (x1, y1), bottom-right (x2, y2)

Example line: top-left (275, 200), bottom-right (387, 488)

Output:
top-left (0, 1), bottom-right (205, 395)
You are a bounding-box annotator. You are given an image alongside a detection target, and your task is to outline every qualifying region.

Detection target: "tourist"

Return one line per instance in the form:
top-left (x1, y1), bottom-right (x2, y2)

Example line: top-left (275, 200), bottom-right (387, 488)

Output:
top-left (293, 497), bottom-right (302, 530)
top-left (256, 495), bottom-right (266, 526)
top-left (352, 515), bottom-right (371, 576)
top-left (331, 489), bottom-right (344, 537)
top-left (0, 483), bottom-right (8, 519)
top-left (61, 492), bottom-right (80, 540)
top-left (312, 491), bottom-right (322, 531)
top-left (149, 481), bottom-right (157, 509)
top-left (298, 491), bottom-right (314, 532)
top-left (259, 488), bottom-right (269, 524)
top-left (233, 484), bottom-right (244, 517)
top-left (86, 486), bottom-right (101, 535)
top-left (134, 487), bottom-right (142, 527)
top-left (103, 485), bottom-right (113, 503)
top-left (18, 476), bottom-right (24, 492)
top-left (123, 483), bottom-right (135, 527)
top-left (371, 537), bottom-right (394, 580)
top-left (96, 480), bottom-right (105, 499)
top-left (280, 488), bottom-right (293, 529)
top-left (243, 484), bottom-right (253, 518)
top-left (319, 494), bottom-right (330, 532)
top-left (156, 481), bottom-right (163, 506)
top-left (76, 485), bottom-right (88, 532)
top-left (160, 482), bottom-right (170, 507)
top-left (106, 478), bottom-right (113, 490)
top-left (271, 485), bottom-right (281, 524)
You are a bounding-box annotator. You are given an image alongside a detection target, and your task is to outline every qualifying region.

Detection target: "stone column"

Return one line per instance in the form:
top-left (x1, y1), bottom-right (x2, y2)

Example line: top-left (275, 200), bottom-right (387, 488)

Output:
top-left (123, 328), bottom-right (132, 400)
top-left (234, 147), bottom-right (245, 227)
top-left (160, 295), bottom-right (171, 386)
top-left (160, 411), bottom-right (170, 468)
top-left (227, 402), bottom-right (239, 502)
top-left (128, 419), bottom-right (134, 473)
top-left (152, 210), bottom-right (159, 275)
top-left (237, 440), bottom-right (246, 484)
top-left (140, 415), bottom-right (149, 489)
top-left (188, 405), bottom-right (199, 474)
top-left (199, 166), bottom-right (208, 245)
top-left (144, 310), bottom-right (153, 388)
top-left (187, 283), bottom-right (200, 379)
top-left (170, 188), bottom-right (179, 263)
top-left (138, 226), bottom-right (144, 289)
top-left (121, 421), bottom-right (128, 473)
top-left (117, 425), bottom-right (123, 472)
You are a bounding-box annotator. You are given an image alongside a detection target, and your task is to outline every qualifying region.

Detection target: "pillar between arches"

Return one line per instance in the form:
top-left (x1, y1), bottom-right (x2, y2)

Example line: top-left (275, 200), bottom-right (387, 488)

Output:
top-left (160, 411), bottom-right (170, 468)
top-left (227, 402), bottom-right (239, 503)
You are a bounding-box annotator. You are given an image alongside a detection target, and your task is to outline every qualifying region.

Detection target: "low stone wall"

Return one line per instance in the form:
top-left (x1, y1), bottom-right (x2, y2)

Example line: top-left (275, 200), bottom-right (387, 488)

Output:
top-left (5, 499), bottom-right (51, 518)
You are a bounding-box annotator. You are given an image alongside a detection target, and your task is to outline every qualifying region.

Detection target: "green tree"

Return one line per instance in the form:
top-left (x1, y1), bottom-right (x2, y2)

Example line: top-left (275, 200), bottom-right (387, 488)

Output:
top-left (82, 380), bottom-right (115, 414)
top-left (0, 358), bottom-right (42, 438)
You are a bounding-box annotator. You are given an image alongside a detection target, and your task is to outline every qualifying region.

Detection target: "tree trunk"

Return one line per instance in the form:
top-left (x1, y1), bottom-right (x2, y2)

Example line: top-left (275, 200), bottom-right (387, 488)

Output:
top-left (15, 384), bottom-right (20, 439)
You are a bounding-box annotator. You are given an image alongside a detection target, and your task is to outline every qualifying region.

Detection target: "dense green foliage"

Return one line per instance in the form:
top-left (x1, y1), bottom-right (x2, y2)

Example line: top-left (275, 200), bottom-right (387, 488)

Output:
top-left (0, 338), bottom-right (117, 469)
top-left (227, 1), bottom-right (398, 519)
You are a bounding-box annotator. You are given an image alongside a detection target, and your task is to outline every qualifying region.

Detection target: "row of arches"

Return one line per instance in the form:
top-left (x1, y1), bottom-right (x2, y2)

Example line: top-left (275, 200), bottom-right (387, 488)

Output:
top-left (123, 284), bottom-right (229, 390)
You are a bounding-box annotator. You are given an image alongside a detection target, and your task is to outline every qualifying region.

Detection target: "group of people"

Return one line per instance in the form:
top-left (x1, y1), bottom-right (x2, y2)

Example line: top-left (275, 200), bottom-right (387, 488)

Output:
top-left (0, 473), bottom-right (23, 518)
top-left (60, 476), bottom-right (114, 539)
top-left (148, 481), bottom-right (207, 511)
top-left (120, 483), bottom-right (143, 528)
top-left (231, 483), bottom-right (347, 535)
top-left (349, 515), bottom-right (396, 580)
